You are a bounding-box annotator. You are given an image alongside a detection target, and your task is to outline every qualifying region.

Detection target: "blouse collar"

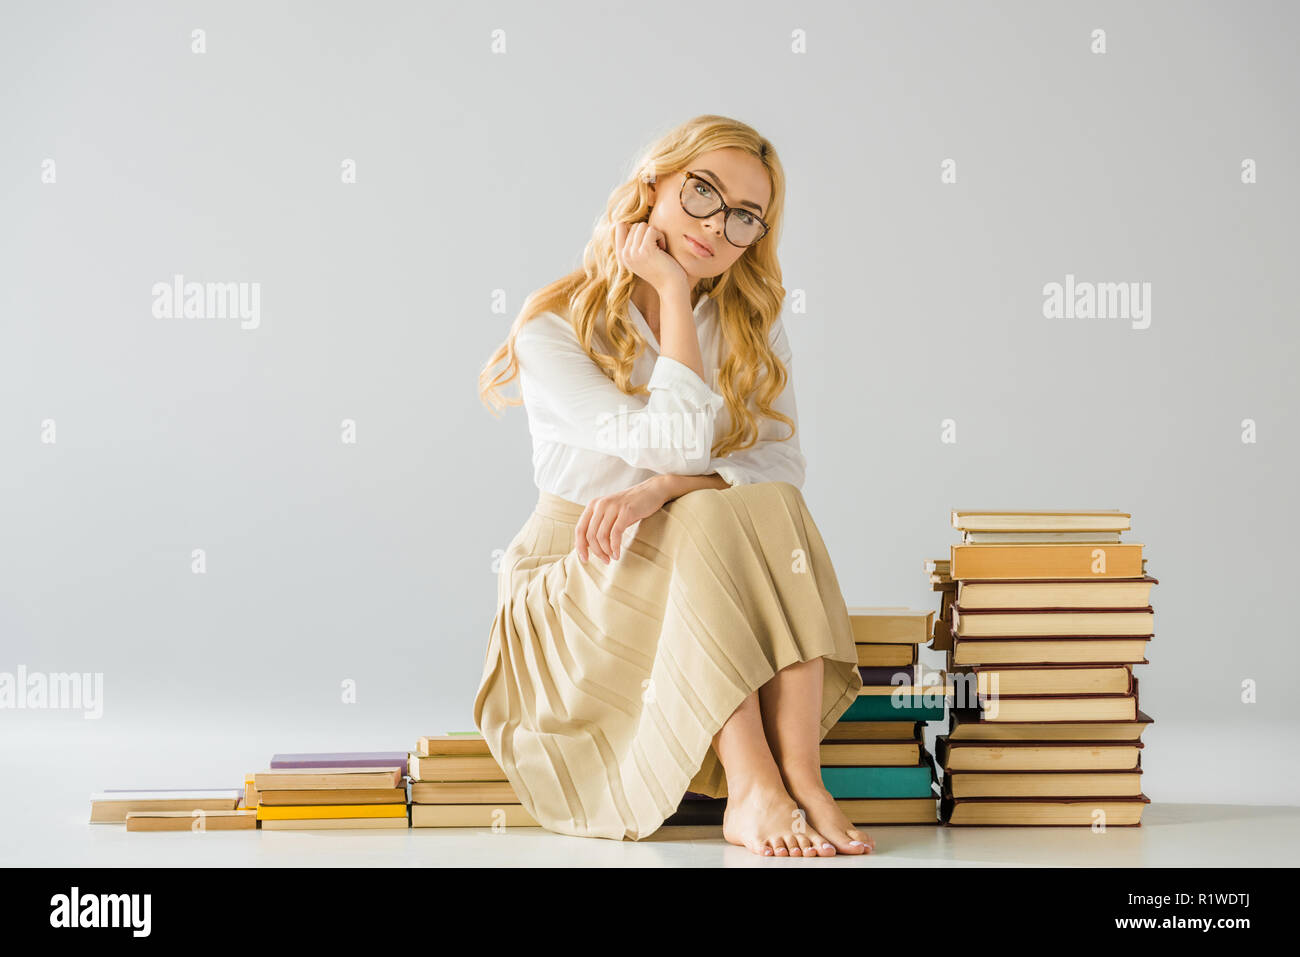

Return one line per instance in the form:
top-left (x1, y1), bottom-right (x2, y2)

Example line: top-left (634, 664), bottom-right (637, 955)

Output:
top-left (627, 292), bottom-right (714, 353)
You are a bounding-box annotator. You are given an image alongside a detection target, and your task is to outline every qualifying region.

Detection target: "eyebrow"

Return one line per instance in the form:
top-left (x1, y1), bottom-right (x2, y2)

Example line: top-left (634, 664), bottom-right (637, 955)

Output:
top-left (695, 169), bottom-right (765, 215)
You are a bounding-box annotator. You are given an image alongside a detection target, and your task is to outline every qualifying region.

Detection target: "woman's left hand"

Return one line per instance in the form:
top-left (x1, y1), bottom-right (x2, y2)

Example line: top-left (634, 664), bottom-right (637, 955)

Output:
top-left (575, 477), bottom-right (670, 564)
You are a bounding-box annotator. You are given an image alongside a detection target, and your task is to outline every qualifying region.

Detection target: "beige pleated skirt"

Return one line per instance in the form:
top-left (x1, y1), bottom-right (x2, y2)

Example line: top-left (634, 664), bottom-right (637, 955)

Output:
top-left (472, 480), bottom-right (864, 841)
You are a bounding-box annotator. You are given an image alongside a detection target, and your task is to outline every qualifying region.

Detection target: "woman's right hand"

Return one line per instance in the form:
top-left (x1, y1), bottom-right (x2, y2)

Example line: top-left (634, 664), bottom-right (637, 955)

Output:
top-left (615, 220), bottom-right (688, 294)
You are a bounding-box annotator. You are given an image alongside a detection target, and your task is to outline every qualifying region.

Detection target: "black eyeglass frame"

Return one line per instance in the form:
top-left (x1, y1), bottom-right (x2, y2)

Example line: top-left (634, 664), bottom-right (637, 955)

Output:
top-left (678, 170), bottom-right (771, 248)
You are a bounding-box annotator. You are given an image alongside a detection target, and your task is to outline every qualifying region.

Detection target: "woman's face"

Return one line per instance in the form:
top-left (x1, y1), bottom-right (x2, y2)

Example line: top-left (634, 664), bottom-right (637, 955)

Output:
top-left (647, 147), bottom-right (772, 284)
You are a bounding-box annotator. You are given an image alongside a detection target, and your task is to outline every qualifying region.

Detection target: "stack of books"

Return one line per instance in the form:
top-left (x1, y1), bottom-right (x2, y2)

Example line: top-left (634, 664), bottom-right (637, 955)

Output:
top-left (409, 732), bottom-right (538, 828)
top-left (931, 509), bottom-right (1156, 826)
top-left (254, 755), bottom-right (408, 830)
top-left (90, 787), bottom-right (254, 831)
top-left (820, 607), bottom-right (946, 824)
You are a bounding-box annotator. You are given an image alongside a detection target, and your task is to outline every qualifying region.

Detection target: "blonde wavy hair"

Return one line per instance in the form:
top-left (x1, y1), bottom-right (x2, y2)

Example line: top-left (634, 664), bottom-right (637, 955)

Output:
top-left (478, 114), bottom-right (793, 459)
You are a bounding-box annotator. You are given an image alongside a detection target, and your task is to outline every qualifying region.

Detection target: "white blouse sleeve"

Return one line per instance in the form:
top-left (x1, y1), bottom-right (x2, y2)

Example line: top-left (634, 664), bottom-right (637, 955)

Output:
top-left (708, 316), bottom-right (808, 489)
top-left (516, 311), bottom-right (726, 475)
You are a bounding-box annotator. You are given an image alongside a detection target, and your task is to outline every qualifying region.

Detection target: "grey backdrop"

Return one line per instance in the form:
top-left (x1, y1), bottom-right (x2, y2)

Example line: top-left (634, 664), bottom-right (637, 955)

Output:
top-left (3, 0), bottom-right (1297, 809)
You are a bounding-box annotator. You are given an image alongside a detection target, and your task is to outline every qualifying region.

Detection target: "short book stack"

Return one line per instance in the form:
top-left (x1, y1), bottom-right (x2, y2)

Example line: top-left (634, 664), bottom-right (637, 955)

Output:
top-left (89, 788), bottom-right (255, 831)
top-left (410, 732), bottom-right (538, 827)
top-left (930, 509), bottom-right (1156, 826)
top-left (254, 765), bottom-right (408, 830)
top-left (820, 607), bottom-right (946, 824)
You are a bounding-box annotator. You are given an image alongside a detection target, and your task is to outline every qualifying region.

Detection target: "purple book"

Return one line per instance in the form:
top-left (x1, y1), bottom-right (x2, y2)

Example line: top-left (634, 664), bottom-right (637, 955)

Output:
top-left (269, 751), bottom-right (409, 778)
top-left (858, 665), bottom-right (915, 685)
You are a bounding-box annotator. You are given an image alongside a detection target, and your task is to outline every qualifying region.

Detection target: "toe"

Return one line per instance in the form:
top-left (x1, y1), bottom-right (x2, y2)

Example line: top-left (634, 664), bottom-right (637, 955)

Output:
top-left (846, 827), bottom-right (874, 853)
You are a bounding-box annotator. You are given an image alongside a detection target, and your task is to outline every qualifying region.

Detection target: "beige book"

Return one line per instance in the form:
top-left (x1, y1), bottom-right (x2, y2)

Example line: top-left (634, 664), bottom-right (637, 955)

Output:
top-left (951, 510), bottom-right (1132, 532)
top-left (835, 798), bottom-right (938, 824)
top-left (125, 810), bottom-right (258, 831)
top-left (969, 665), bottom-right (1131, 696)
top-left (954, 607), bottom-right (1154, 637)
top-left (407, 754), bottom-right (508, 782)
top-left (819, 741), bottom-right (921, 766)
top-left (856, 643), bottom-right (917, 667)
top-left (944, 796), bottom-right (1149, 826)
top-left (253, 768), bottom-right (402, 790)
top-left (411, 781), bottom-right (519, 804)
top-left (261, 817), bottom-right (409, 830)
top-left (825, 721), bottom-right (923, 741)
top-left (411, 804), bottom-right (539, 827)
top-left (962, 530), bottom-right (1123, 543)
top-left (952, 637), bottom-right (1150, 665)
top-left (978, 694), bottom-right (1138, 722)
top-left (847, 607), bottom-right (934, 644)
top-left (946, 770), bottom-right (1143, 798)
top-left (957, 577), bottom-right (1157, 609)
top-left (90, 792), bottom-right (240, 824)
top-left (947, 708), bottom-right (1153, 742)
top-left (950, 544), bottom-right (1144, 580)
top-left (939, 740), bottom-right (1141, 771)
top-left (416, 733), bottom-right (492, 756)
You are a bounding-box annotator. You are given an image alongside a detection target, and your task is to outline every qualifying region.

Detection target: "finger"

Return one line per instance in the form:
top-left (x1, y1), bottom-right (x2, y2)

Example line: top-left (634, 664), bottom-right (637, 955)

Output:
top-left (575, 502), bottom-right (594, 562)
top-left (586, 504), bottom-right (611, 563)
top-left (595, 507), bottom-right (618, 562)
top-left (609, 512), bottom-right (631, 561)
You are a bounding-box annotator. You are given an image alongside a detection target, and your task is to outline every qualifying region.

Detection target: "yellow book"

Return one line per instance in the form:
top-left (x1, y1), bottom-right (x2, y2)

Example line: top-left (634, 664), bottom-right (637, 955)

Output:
top-left (256, 803), bottom-right (407, 821)
top-left (950, 543), bottom-right (1143, 580)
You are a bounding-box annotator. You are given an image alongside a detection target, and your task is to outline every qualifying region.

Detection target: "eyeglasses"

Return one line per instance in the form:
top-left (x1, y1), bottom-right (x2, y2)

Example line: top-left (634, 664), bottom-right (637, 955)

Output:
top-left (679, 170), bottom-right (770, 248)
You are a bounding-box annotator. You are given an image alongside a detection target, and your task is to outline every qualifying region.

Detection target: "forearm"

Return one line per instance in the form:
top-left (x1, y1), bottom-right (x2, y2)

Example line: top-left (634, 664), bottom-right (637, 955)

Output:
top-left (651, 471), bottom-right (730, 502)
top-left (655, 278), bottom-right (706, 381)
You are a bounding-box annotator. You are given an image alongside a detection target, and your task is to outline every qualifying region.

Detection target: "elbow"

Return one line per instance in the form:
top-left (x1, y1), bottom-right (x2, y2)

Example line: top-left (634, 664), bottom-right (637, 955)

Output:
top-left (607, 409), bottom-right (718, 474)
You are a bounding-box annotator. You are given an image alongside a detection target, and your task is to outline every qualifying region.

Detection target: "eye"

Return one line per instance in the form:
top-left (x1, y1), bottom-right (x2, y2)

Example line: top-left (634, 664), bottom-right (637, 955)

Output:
top-left (693, 180), bottom-right (715, 197)
top-left (734, 210), bottom-right (755, 225)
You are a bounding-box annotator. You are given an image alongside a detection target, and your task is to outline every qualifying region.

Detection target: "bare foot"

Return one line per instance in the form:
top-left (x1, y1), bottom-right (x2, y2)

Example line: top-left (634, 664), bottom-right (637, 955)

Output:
top-left (722, 782), bottom-right (838, 858)
top-left (785, 776), bottom-right (875, 855)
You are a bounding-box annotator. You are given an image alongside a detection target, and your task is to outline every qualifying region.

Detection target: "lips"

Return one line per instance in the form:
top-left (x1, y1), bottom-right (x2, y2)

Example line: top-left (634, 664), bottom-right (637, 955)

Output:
top-left (684, 234), bottom-right (714, 257)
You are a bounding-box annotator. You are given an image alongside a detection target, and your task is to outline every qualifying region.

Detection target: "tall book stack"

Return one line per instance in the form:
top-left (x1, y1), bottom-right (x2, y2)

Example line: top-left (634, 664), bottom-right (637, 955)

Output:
top-left (819, 607), bottom-right (946, 825)
top-left (930, 509), bottom-right (1156, 826)
top-left (410, 732), bottom-right (539, 828)
top-left (252, 752), bottom-right (409, 829)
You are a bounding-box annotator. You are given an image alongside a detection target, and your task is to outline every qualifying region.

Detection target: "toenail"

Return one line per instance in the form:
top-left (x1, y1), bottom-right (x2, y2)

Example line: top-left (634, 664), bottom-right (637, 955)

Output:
top-left (849, 840), bottom-right (863, 846)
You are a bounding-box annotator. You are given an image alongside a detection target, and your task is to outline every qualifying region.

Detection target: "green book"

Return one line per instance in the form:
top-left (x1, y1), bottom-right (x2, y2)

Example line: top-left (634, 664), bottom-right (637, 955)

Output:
top-left (841, 692), bottom-right (945, 722)
top-left (820, 764), bottom-right (935, 799)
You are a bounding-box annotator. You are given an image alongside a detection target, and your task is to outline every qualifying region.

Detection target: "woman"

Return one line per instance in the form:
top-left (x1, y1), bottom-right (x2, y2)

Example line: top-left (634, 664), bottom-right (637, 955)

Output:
top-left (475, 115), bottom-right (873, 858)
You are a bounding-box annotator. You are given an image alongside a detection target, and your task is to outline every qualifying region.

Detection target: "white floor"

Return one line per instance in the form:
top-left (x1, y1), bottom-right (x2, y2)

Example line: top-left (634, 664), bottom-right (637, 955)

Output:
top-left (6, 720), bottom-right (1298, 867)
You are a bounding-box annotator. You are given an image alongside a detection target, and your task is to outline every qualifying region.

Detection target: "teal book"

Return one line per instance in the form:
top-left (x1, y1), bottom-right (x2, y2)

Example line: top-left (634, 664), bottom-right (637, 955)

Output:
top-left (821, 764), bottom-right (935, 799)
top-left (841, 690), bottom-right (945, 722)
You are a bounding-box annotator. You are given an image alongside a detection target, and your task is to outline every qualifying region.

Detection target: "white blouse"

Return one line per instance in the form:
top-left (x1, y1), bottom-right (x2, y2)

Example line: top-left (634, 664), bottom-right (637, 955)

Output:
top-left (514, 292), bottom-right (807, 506)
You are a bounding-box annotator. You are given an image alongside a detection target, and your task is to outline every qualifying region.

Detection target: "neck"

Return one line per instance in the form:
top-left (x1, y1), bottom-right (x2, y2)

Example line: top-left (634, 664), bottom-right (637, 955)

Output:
top-left (630, 278), bottom-right (701, 330)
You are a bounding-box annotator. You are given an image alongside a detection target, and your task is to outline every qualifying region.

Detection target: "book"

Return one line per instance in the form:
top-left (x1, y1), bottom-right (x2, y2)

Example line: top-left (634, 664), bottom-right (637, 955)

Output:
top-left (960, 664), bottom-right (1133, 696)
top-left (950, 544), bottom-right (1144, 580)
top-left (951, 636), bottom-right (1151, 665)
top-left (256, 803), bottom-right (407, 821)
top-left (257, 787), bottom-right (407, 806)
top-left (407, 754), bottom-right (508, 782)
top-left (857, 665), bottom-right (914, 684)
top-left (824, 720), bottom-right (925, 741)
top-left (410, 804), bottom-right (538, 827)
top-left (261, 817), bottom-right (409, 830)
top-left (820, 740), bottom-right (922, 766)
top-left (252, 768), bottom-right (403, 791)
top-left (943, 769), bottom-right (1143, 799)
top-left (953, 606), bottom-right (1155, 637)
top-left (90, 790), bottom-right (240, 824)
top-left (820, 761), bottom-right (937, 800)
top-left (410, 781), bottom-right (518, 804)
top-left (947, 707), bottom-right (1153, 742)
top-left (416, 732), bottom-right (492, 756)
top-left (936, 736), bottom-right (1142, 771)
top-left (856, 644), bottom-right (917, 667)
top-left (836, 798), bottom-right (939, 824)
top-left (841, 684), bottom-right (948, 722)
top-left (951, 510), bottom-right (1131, 533)
top-left (962, 530), bottom-right (1123, 543)
top-left (941, 794), bottom-right (1150, 826)
top-left (269, 751), bottom-right (410, 778)
top-left (956, 576), bottom-right (1158, 609)
top-left (974, 693), bottom-right (1138, 722)
top-left (125, 810), bottom-right (258, 832)
top-left (848, 607), bottom-right (934, 644)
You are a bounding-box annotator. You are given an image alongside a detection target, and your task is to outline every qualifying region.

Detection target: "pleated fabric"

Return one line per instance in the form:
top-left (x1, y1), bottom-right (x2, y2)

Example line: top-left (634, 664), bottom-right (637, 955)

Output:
top-left (472, 480), bottom-right (864, 841)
